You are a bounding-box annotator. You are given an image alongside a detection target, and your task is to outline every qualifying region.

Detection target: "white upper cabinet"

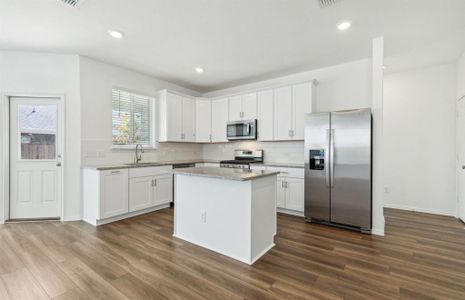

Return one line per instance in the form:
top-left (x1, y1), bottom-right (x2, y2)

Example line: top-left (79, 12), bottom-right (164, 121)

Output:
top-left (274, 86), bottom-right (293, 140)
top-left (182, 97), bottom-right (196, 142)
top-left (228, 95), bottom-right (242, 121)
top-left (228, 93), bottom-right (257, 121)
top-left (257, 89), bottom-right (274, 141)
top-left (211, 98), bottom-right (229, 143)
top-left (292, 82), bottom-right (314, 140)
top-left (195, 98), bottom-right (212, 143)
top-left (242, 93), bottom-right (257, 120)
top-left (274, 82), bottom-right (314, 141)
top-left (158, 90), bottom-right (196, 142)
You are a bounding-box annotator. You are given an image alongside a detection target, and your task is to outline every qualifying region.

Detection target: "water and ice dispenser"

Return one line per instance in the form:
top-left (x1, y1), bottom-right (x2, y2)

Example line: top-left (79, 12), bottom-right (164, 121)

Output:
top-left (309, 149), bottom-right (325, 170)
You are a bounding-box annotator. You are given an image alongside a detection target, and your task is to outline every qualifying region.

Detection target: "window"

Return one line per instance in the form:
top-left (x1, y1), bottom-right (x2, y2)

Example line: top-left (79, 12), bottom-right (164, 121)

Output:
top-left (112, 89), bottom-right (154, 146)
top-left (19, 104), bottom-right (57, 159)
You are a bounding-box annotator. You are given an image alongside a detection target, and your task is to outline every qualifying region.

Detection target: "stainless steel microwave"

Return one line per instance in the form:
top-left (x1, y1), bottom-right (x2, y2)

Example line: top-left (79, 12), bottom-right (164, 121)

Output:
top-left (227, 119), bottom-right (257, 140)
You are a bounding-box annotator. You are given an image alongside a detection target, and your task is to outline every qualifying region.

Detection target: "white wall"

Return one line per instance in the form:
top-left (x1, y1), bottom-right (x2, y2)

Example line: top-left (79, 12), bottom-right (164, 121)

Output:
top-left (458, 51), bottom-right (465, 98)
top-left (383, 63), bottom-right (457, 216)
top-left (202, 59), bottom-right (372, 164)
top-left (80, 57), bottom-right (203, 166)
top-left (203, 59), bottom-right (372, 112)
top-left (0, 51), bottom-right (82, 221)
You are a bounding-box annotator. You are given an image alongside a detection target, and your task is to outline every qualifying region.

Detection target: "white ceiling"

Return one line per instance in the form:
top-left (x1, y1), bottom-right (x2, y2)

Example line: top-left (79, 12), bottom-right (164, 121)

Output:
top-left (1, 0), bottom-right (465, 93)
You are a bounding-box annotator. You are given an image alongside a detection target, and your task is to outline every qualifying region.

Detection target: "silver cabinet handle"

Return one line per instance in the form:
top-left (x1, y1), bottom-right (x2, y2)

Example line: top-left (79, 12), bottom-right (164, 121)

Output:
top-left (330, 129), bottom-right (335, 188)
top-left (325, 129), bottom-right (330, 187)
top-left (153, 179), bottom-right (157, 187)
top-left (289, 130), bottom-right (292, 137)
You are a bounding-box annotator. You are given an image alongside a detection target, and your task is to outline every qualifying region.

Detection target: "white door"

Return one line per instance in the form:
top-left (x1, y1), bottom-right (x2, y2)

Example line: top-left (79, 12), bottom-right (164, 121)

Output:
top-left (242, 93), bottom-right (257, 120)
top-left (182, 97), bottom-right (196, 142)
top-left (292, 82), bottom-right (313, 140)
top-left (228, 95), bottom-right (242, 121)
top-left (195, 99), bottom-right (212, 143)
top-left (211, 98), bottom-right (229, 142)
top-left (257, 89), bottom-right (274, 141)
top-left (129, 176), bottom-right (154, 212)
top-left (153, 175), bottom-right (172, 206)
top-left (9, 97), bottom-right (63, 219)
top-left (457, 99), bottom-right (465, 221)
top-left (167, 92), bottom-right (183, 141)
top-left (274, 86), bottom-right (293, 140)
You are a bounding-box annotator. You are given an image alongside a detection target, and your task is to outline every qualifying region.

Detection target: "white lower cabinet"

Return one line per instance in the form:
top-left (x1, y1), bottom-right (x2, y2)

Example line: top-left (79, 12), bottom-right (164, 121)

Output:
top-left (129, 174), bottom-right (172, 212)
top-left (251, 165), bottom-right (304, 214)
top-left (100, 169), bottom-right (129, 219)
top-left (283, 177), bottom-right (304, 212)
top-left (83, 166), bottom-right (172, 226)
top-left (129, 176), bottom-right (154, 212)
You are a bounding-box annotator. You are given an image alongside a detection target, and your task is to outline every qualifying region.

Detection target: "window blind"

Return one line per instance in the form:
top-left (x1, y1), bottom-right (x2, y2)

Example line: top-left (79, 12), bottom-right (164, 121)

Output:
top-left (112, 89), bottom-right (153, 145)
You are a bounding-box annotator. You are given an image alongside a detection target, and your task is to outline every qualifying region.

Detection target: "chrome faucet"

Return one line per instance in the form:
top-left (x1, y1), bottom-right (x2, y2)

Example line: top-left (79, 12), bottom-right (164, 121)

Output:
top-left (135, 144), bottom-right (144, 164)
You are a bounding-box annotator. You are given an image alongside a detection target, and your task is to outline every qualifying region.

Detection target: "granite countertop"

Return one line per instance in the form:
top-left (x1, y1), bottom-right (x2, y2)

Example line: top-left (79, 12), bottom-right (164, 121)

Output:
top-left (171, 167), bottom-right (280, 181)
top-left (256, 162), bottom-right (304, 168)
top-left (82, 159), bottom-right (304, 171)
top-left (82, 160), bottom-right (220, 171)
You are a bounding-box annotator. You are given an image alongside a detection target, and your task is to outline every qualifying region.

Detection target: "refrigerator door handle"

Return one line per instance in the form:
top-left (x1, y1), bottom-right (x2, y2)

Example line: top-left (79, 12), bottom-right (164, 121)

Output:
top-left (325, 129), bottom-right (330, 187)
top-left (330, 129), bottom-right (335, 188)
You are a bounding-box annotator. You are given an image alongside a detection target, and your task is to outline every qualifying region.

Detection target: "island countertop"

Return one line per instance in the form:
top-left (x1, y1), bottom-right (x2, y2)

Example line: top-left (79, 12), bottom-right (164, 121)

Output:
top-left (171, 167), bottom-right (279, 181)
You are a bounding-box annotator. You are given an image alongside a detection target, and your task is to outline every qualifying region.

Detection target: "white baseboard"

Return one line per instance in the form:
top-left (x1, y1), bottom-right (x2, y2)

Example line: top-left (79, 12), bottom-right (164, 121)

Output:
top-left (85, 203), bottom-right (170, 226)
top-left (384, 203), bottom-right (456, 217)
top-left (62, 216), bottom-right (82, 222)
top-left (277, 208), bottom-right (304, 217)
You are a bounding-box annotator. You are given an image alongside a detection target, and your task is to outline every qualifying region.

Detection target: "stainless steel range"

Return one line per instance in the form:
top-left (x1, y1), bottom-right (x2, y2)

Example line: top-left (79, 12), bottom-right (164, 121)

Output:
top-left (220, 149), bottom-right (264, 169)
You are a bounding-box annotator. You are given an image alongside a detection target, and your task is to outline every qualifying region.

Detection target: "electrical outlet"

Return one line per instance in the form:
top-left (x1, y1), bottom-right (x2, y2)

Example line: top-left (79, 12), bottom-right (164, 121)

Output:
top-left (200, 211), bottom-right (207, 223)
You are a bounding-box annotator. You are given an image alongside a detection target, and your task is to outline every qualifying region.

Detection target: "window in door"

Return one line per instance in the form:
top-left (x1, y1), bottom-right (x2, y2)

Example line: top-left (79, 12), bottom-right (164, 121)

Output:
top-left (18, 104), bottom-right (57, 160)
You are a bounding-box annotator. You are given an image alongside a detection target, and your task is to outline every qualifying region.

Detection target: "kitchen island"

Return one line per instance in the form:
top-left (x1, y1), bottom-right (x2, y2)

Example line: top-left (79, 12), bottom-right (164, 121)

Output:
top-left (172, 167), bottom-right (279, 264)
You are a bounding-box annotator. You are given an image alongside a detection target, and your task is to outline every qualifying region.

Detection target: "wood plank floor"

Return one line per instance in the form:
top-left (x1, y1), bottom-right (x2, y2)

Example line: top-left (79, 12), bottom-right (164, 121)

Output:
top-left (1, 208), bottom-right (465, 299)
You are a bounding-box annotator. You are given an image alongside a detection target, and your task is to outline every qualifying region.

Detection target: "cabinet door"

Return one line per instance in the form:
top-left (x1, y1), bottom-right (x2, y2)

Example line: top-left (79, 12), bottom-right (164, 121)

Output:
top-left (242, 92), bottom-right (257, 120)
top-left (182, 97), bottom-right (196, 142)
top-left (195, 99), bottom-right (212, 143)
top-left (286, 178), bottom-right (304, 212)
top-left (129, 176), bottom-right (154, 212)
top-left (276, 177), bottom-right (286, 209)
top-left (166, 93), bottom-right (183, 141)
top-left (100, 170), bottom-right (128, 219)
top-left (228, 95), bottom-right (242, 121)
top-left (211, 98), bottom-right (229, 142)
top-left (274, 86), bottom-right (293, 140)
top-left (293, 82), bottom-right (313, 140)
top-left (257, 89), bottom-right (274, 141)
top-left (153, 175), bottom-right (173, 206)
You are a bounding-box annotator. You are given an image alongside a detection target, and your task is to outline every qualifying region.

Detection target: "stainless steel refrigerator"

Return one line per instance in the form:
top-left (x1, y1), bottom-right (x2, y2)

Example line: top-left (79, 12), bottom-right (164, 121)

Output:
top-left (304, 108), bottom-right (372, 233)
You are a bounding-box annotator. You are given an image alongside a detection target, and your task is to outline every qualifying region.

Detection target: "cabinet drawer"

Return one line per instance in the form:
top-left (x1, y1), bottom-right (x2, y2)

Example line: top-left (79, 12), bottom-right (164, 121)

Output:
top-left (100, 169), bottom-right (129, 176)
top-left (129, 166), bottom-right (172, 178)
top-left (265, 166), bottom-right (304, 178)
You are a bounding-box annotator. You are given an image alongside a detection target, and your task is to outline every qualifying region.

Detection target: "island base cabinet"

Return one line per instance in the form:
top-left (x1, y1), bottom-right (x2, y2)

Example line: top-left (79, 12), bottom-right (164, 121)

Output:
top-left (174, 174), bottom-right (277, 265)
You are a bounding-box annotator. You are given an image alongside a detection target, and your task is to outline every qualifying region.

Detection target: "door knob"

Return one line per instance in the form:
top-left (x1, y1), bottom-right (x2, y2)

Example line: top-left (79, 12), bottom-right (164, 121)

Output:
top-left (462, 165), bottom-right (465, 170)
top-left (56, 163), bottom-right (61, 167)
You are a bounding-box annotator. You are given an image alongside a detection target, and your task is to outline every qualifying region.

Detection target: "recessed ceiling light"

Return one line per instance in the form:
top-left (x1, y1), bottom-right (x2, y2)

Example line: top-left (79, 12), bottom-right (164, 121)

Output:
top-left (337, 21), bottom-right (352, 31)
top-left (195, 67), bottom-right (204, 74)
top-left (108, 30), bottom-right (124, 39)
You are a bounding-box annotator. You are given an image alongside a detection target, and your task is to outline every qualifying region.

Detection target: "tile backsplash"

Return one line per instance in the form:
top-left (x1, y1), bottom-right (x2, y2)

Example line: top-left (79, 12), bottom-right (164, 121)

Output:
top-left (82, 139), bottom-right (203, 166)
top-left (202, 141), bottom-right (304, 163)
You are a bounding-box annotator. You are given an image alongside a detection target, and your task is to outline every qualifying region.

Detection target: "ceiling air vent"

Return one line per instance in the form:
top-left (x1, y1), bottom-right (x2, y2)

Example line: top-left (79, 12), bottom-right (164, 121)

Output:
top-left (60, 0), bottom-right (86, 7)
top-left (317, 0), bottom-right (343, 8)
